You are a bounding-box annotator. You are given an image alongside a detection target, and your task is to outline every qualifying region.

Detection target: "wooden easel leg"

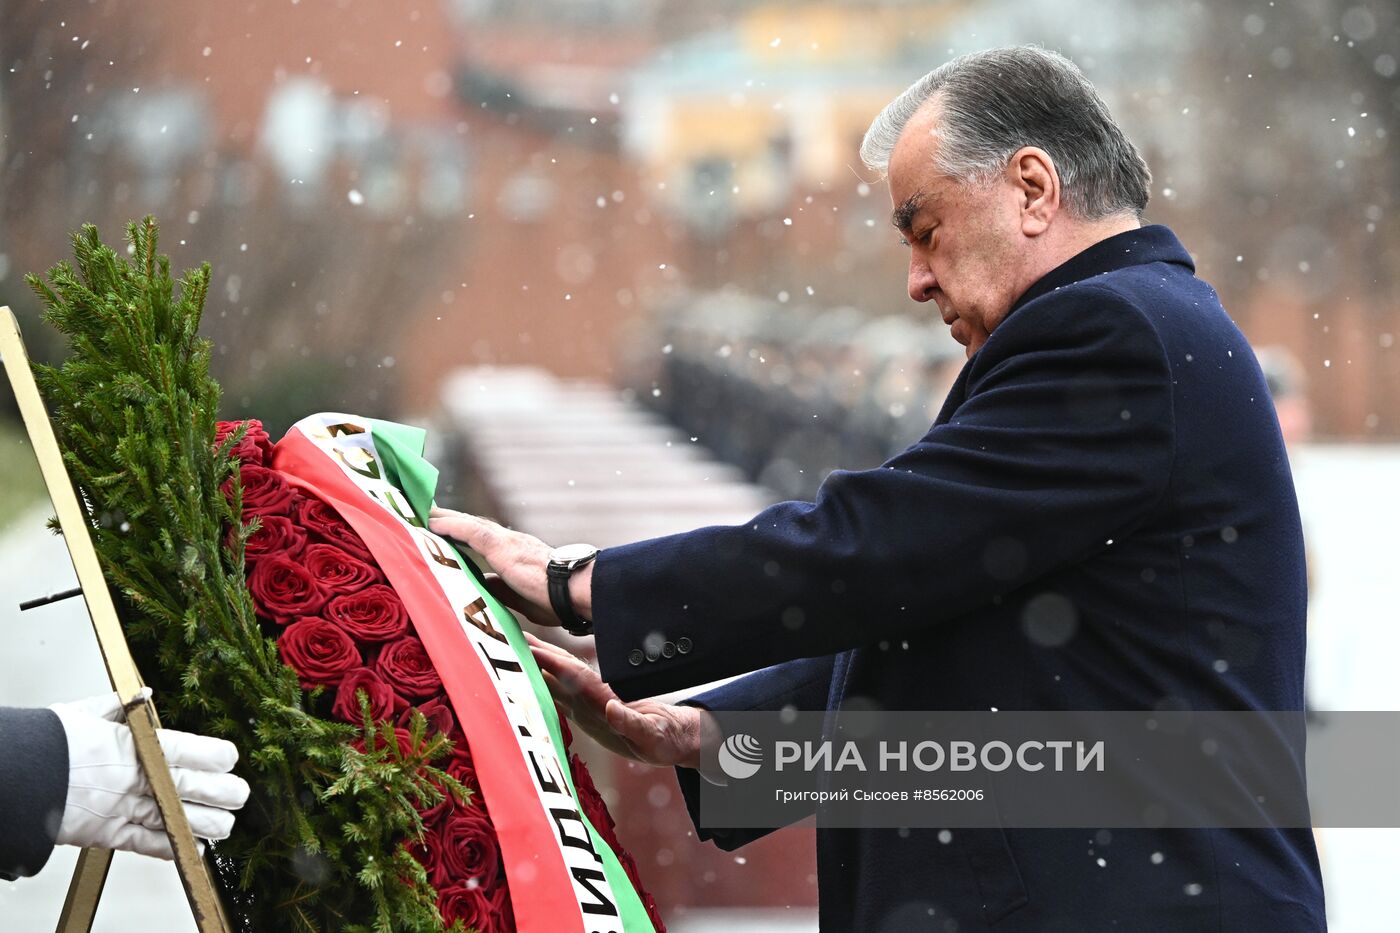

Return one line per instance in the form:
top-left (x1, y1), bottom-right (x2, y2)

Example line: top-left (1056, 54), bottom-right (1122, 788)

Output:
top-left (4, 307), bottom-right (233, 932)
top-left (55, 848), bottom-right (112, 933)
top-left (124, 701), bottom-right (234, 931)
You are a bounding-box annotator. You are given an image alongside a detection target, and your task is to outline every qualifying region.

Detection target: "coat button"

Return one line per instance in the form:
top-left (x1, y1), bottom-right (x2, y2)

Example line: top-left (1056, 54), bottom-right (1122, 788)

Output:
top-left (627, 649), bottom-right (644, 666)
top-left (676, 636), bottom-right (693, 654)
top-left (644, 645), bottom-right (661, 662)
top-left (661, 641), bottom-right (676, 658)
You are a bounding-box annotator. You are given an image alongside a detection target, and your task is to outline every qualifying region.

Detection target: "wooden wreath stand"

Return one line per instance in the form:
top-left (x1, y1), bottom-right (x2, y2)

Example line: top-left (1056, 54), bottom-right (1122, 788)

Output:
top-left (1, 306), bottom-right (232, 932)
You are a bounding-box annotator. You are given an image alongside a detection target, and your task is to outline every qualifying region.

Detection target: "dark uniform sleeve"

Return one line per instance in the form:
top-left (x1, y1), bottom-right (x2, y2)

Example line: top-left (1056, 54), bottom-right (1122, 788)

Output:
top-left (592, 285), bottom-right (1175, 701)
top-left (0, 706), bottom-right (70, 880)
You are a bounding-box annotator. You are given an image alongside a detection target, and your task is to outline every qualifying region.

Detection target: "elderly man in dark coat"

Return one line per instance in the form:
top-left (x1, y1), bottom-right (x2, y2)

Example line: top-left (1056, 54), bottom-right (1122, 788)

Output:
top-left (433, 45), bottom-right (1326, 932)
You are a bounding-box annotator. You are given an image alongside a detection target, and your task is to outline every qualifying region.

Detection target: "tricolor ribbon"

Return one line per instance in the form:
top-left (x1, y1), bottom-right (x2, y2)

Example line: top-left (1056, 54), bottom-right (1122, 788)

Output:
top-left (272, 413), bottom-right (655, 933)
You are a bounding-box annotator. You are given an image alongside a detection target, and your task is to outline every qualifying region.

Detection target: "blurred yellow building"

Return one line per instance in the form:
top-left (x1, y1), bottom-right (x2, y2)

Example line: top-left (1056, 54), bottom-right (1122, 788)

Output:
top-left (623, 3), bottom-right (966, 220)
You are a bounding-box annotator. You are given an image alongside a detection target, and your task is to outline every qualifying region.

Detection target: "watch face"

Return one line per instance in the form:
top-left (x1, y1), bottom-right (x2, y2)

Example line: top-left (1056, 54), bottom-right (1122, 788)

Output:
top-left (551, 543), bottom-right (598, 564)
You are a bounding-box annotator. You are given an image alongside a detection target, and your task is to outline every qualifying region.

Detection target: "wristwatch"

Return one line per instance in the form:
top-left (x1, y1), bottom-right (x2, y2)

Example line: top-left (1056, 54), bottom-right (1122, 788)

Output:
top-left (546, 543), bottom-right (599, 636)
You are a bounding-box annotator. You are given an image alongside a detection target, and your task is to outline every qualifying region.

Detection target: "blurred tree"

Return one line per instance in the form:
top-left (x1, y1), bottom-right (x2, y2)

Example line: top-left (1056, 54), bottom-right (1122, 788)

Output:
top-left (0, 0), bottom-right (462, 434)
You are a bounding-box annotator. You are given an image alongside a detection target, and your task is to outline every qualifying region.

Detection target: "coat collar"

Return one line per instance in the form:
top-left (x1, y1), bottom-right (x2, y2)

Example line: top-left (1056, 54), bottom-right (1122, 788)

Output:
top-left (1008, 223), bottom-right (1194, 316)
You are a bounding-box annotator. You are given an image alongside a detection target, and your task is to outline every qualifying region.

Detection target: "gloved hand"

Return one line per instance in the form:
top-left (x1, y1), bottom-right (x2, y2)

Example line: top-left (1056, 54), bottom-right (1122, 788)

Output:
top-left (47, 689), bottom-right (251, 860)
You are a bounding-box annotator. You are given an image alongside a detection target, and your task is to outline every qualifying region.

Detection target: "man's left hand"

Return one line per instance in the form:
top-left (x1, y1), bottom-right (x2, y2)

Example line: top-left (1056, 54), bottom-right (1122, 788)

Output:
top-left (524, 633), bottom-right (713, 770)
top-left (428, 507), bottom-right (586, 628)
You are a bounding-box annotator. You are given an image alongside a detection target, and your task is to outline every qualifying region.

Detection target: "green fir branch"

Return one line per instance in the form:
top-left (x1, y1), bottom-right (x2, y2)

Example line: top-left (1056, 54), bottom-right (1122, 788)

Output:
top-left (27, 218), bottom-right (455, 931)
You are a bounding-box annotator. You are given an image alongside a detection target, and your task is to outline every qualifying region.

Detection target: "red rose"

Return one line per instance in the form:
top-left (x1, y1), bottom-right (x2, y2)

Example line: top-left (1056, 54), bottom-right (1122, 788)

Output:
top-left (430, 804), bottom-right (502, 892)
top-left (405, 836), bottom-right (431, 870)
top-left (298, 496), bottom-right (375, 563)
top-left (375, 637), bottom-right (443, 699)
top-left (618, 849), bottom-right (642, 889)
top-left (248, 554), bottom-right (328, 624)
top-left (570, 752), bottom-right (597, 794)
top-left (641, 889), bottom-right (665, 933)
top-left (417, 758), bottom-right (478, 826)
top-left (325, 585), bottom-right (409, 643)
top-left (416, 729), bottom-right (475, 825)
top-left (215, 419), bottom-right (274, 467)
top-left (490, 882), bottom-right (516, 932)
top-left (571, 754), bottom-right (617, 839)
top-left (348, 728), bottom-right (425, 762)
top-left (437, 728), bottom-right (481, 804)
top-left (577, 788), bottom-right (616, 852)
top-left (302, 542), bottom-right (382, 591)
top-left (224, 464), bottom-right (296, 518)
top-left (448, 727), bottom-right (475, 768)
top-left (278, 617), bottom-right (362, 689)
top-left (416, 779), bottom-right (456, 826)
top-left (332, 667), bottom-right (406, 725)
top-left (351, 723), bottom-right (431, 757)
top-left (233, 514), bottom-right (308, 566)
top-left (399, 695), bottom-right (456, 738)
top-left (615, 847), bottom-right (667, 932)
top-left (446, 758), bottom-right (481, 800)
top-left (556, 707), bottom-right (574, 749)
top-left (437, 883), bottom-right (503, 933)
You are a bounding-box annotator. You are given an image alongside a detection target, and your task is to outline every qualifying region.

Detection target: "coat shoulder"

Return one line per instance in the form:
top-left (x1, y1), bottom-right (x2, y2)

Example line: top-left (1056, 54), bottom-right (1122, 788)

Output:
top-left (969, 274), bottom-right (1176, 390)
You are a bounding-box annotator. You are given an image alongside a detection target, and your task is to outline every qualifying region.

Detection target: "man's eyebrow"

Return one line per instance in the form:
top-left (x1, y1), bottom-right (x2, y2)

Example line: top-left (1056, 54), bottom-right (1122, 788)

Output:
top-left (891, 191), bottom-right (932, 231)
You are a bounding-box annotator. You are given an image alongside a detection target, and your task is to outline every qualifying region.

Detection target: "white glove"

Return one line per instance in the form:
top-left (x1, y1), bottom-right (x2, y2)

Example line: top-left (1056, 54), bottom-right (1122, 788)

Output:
top-left (48, 689), bottom-right (251, 860)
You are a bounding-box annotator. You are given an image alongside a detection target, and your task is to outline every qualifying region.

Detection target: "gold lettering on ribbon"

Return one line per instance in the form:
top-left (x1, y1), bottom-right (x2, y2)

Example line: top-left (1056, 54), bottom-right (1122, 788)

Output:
top-left (464, 597), bottom-right (508, 643)
top-left (423, 533), bottom-right (462, 570)
top-left (368, 488), bottom-right (424, 528)
top-left (334, 447), bottom-right (381, 480)
top-left (309, 421), bottom-right (367, 441)
top-left (327, 422), bottom-right (367, 436)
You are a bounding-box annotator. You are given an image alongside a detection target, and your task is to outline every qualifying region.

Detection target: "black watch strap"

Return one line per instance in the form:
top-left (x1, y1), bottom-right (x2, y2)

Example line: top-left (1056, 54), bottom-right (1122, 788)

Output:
top-left (548, 562), bottom-right (593, 636)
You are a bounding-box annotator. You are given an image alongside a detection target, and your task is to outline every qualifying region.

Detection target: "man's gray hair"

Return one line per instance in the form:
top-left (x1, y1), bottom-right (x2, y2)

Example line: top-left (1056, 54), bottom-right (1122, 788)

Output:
top-left (861, 46), bottom-right (1151, 220)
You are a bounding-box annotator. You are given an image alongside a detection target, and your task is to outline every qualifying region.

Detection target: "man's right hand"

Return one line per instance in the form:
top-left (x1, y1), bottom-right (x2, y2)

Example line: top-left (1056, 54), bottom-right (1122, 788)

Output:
top-left (525, 632), bottom-right (720, 772)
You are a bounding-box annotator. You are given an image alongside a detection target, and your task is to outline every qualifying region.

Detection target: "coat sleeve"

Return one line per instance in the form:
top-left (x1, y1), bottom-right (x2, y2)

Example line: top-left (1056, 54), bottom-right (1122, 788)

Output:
top-left (592, 285), bottom-right (1175, 700)
top-left (0, 707), bottom-right (70, 881)
top-left (672, 654), bottom-right (836, 850)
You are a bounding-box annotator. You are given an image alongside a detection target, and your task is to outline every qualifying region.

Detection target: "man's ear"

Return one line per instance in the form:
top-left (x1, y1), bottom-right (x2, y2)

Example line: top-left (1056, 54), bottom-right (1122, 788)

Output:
top-left (1009, 147), bottom-right (1059, 236)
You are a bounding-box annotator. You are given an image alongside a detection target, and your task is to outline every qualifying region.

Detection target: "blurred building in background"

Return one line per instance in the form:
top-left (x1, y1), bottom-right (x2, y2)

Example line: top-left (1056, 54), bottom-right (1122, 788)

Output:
top-left (3, 0), bottom-right (1400, 929)
top-left (5, 0), bottom-right (1397, 440)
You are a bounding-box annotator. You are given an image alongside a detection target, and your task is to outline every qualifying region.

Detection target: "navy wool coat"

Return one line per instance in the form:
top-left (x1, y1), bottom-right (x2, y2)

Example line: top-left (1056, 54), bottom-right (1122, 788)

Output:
top-left (0, 706), bottom-right (69, 881)
top-left (592, 225), bottom-right (1325, 931)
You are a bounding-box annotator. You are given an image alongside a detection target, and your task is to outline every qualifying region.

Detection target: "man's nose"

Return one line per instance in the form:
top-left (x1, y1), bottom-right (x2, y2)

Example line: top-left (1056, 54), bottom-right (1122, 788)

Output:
top-left (908, 256), bottom-right (937, 303)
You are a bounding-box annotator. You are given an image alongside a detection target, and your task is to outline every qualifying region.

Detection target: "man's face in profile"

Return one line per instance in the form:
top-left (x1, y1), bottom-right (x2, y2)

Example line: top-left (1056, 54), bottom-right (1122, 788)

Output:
top-left (888, 102), bottom-right (1030, 358)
